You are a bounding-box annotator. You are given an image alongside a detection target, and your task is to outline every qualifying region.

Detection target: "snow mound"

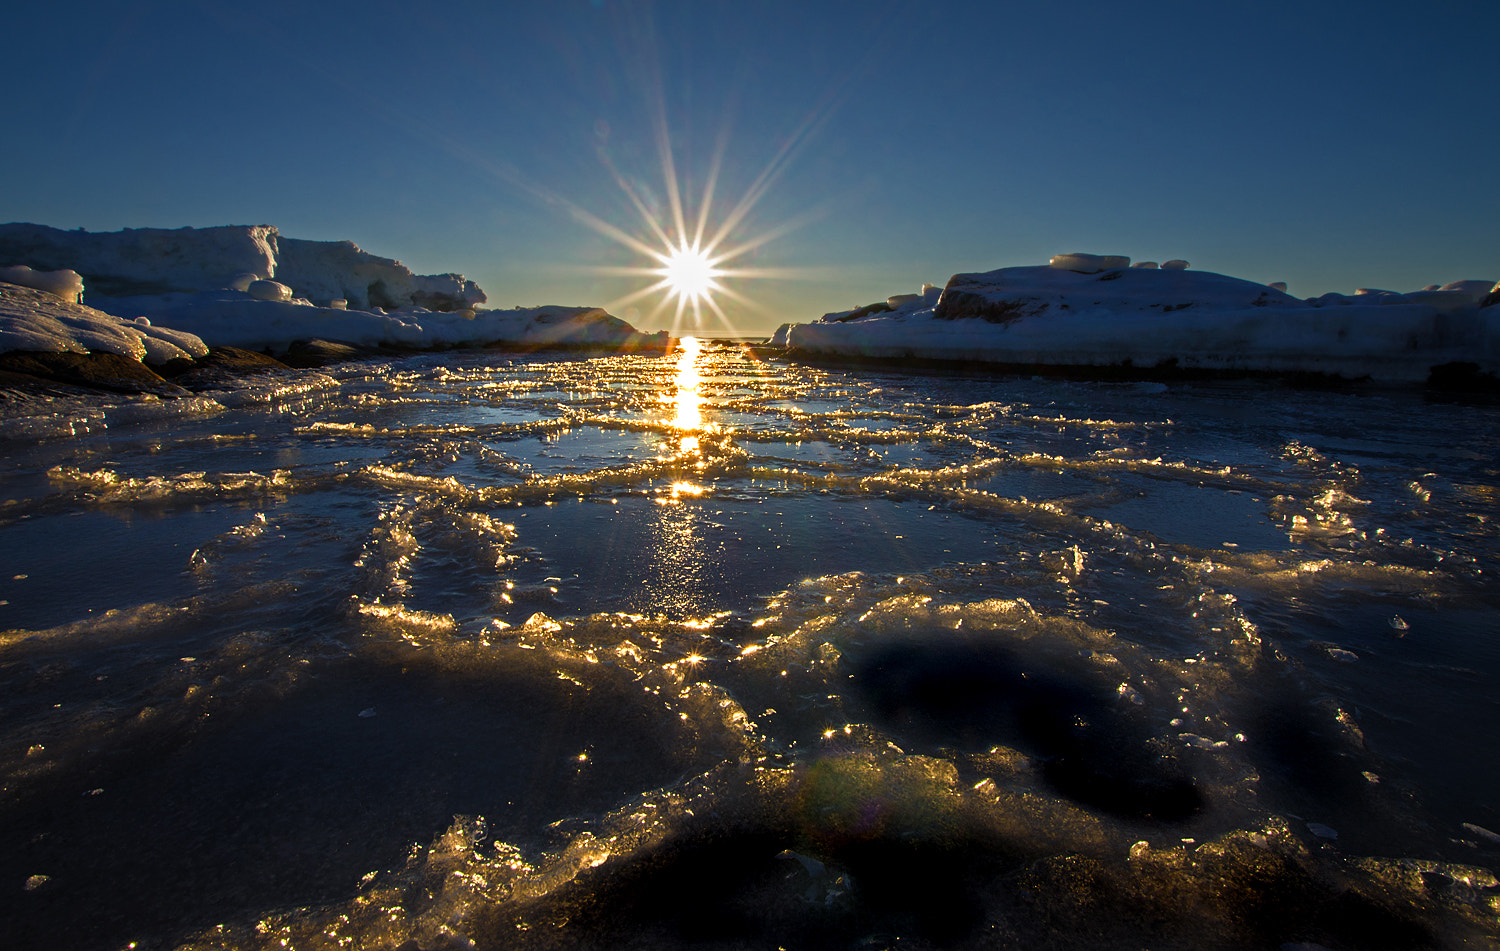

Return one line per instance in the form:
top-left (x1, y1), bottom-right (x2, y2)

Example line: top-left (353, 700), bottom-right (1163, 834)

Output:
top-left (247, 279), bottom-right (293, 302)
top-left (932, 264), bottom-right (1301, 325)
top-left (0, 281), bottom-right (209, 365)
top-left (785, 258), bottom-right (1500, 384)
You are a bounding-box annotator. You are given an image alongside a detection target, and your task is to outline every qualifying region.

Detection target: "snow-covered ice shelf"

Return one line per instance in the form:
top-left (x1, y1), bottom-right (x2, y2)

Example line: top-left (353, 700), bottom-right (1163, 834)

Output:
top-left (775, 255), bottom-right (1499, 384)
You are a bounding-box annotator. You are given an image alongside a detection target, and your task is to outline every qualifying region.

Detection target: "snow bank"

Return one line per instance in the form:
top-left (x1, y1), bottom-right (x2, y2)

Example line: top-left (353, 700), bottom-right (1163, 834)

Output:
top-left (784, 258), bottom-right (1500, 383)
top-left (0, 265), bottom-right (85, 303)
top-left (0, 222), bottom-right (665, 361)
top-left (0, 282), bottom-right (209, 365)
top-left (0, 223), bottom-right (485, 311)
top-left (79, 290), bottom-right (667, 353)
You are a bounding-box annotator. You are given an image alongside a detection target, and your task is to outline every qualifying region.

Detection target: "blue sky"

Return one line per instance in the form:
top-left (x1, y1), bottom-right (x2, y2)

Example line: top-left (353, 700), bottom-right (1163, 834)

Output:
top-left (4, 0), bottom-right (1497, 335)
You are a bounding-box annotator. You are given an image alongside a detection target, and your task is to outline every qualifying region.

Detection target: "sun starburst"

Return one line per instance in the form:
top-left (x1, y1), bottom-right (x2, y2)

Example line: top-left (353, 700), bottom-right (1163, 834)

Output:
top-left (558, 40), bottom-right (847, 337)
top-left (655, 243), bottom-right (724, 304)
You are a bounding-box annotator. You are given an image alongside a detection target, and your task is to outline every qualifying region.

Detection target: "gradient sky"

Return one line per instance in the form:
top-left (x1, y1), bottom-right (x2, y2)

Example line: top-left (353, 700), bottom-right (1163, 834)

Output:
top-left (4, 0), bottom-right (1497, 336)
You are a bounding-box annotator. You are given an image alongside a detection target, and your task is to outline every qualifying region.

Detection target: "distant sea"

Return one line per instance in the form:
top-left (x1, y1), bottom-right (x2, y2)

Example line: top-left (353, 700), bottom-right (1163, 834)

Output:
top-left (2, 340), bottom-right (1497, 950)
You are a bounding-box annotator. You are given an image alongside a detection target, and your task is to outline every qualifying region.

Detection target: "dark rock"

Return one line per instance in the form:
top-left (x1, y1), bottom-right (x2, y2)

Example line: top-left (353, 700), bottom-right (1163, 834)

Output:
top-left (188, 346), bottom-right (291, 374)
top-left (166, 347), bottom-right (296, 390)
top-left (0, 346), bottom-right (307, 398)
top-left (829, 302), bottom-right (893, 322)
top-left (0, 350), bottom-right (185, 395)
top-left (934, 290), bottom-right (1044, 324)
top-left (273, 338), bottom-right (396, 369)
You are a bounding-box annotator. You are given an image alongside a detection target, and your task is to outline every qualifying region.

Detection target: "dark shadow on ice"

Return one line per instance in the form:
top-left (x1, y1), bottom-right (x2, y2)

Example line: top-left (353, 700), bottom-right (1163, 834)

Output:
top-left (849, 637), bottom-right (1202, 822)
top-left (502, 822), bottom-right (997, 948)
top-left (0, 654), bottom-right (696, 951)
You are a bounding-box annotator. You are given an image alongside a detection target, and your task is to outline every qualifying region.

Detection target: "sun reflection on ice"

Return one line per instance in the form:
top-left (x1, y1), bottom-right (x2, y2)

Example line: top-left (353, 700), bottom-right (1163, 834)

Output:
top-left (665, 335), bottom-right (710, 460)
top-left (643, 336), bottom-right (723, 614)
top-left (670, 336), bottom-right (704, 431)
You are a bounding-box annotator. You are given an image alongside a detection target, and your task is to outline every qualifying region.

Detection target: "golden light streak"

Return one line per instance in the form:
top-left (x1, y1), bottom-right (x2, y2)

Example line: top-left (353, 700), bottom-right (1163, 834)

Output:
top-left (669, 335), bottom-right (704, 432)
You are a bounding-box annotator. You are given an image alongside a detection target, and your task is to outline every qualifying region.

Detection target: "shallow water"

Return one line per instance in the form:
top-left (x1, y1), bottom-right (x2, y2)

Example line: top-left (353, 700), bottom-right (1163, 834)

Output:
top-left (2, 340), bottom-right (1498, 950)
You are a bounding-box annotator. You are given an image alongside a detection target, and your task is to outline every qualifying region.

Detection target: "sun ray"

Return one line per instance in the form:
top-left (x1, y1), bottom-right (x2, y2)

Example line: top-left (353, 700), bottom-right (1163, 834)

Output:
top-left (690, 117), bottom-right (735, 251)
top-left (596, 151), bottom-right (677, 252)
top-left (603, 278), bottom-right (678, 314)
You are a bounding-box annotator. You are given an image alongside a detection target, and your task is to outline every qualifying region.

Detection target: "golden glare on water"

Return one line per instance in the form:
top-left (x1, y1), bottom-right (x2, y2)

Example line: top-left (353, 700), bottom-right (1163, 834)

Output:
top-left (669, 335), bottom-right (704, 435)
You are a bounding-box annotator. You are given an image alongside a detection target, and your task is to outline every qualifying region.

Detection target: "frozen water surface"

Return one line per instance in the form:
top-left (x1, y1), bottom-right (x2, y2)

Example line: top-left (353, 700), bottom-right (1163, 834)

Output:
top-left (1, 341), bottom-right (1498, 950)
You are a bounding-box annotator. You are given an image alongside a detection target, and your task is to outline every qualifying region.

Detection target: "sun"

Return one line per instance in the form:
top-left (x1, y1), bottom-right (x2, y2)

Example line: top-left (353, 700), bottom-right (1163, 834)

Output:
top-left (656, 243), bottom-right (723, 304)
top-left (523, 24), bottom-right (842, 337)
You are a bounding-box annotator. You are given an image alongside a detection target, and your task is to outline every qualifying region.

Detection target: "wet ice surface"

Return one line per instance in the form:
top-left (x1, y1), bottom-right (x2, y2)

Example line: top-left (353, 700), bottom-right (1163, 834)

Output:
top-left (2, 342), bottom-right (1498, 950)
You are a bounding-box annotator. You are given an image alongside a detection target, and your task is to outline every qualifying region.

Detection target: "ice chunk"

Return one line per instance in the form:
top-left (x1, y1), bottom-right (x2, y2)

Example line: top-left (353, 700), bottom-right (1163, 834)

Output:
top-left (1161, 259), bottom-right (1190, 270)
top-left (1462, 822), bottom-right (1500, 843)
top-left (1268, 282), bottom-right (1288, 292)
top-left (1132, 261), bottom-right (1159, 269)
top-left (247, 279), bottom-right (292, 302)
top-left (1400, 280), bottom-right (1498, 313)
top-left (1050, 252), bottom-right (1131, 273)
top-left (1438, 279), bottom-right (1496, 299)
top-left (329, 298), bottom-right (348, 310)
top-left (227, 272), bottom-right (260, 292)
top-left (0, 264), bottom-right (84, 302)
top-left (0, 281), bottom-right (208, 362)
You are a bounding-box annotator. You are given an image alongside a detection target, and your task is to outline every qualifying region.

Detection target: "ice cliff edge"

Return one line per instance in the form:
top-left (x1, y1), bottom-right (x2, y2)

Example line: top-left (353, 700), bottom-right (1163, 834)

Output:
top-left (0, 223), bottom-right (486, 312)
